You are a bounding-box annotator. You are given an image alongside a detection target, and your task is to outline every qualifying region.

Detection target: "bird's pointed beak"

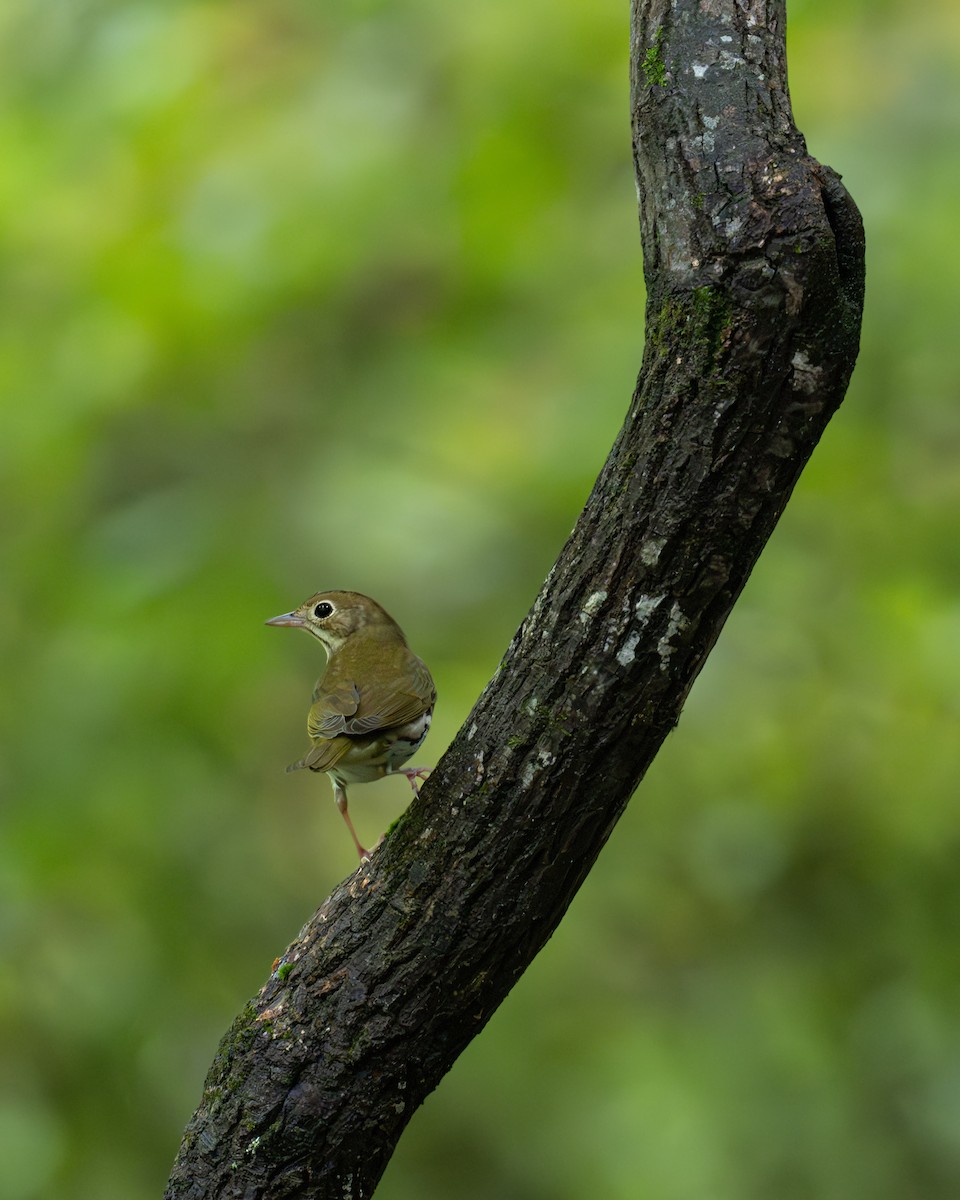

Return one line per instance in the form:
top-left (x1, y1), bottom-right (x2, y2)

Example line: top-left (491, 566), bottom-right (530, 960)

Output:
top-left (265, 611), bottom-right (306, 628)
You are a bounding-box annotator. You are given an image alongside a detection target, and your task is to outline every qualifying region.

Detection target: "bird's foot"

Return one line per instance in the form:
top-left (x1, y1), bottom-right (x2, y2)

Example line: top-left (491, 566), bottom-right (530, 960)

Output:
top-left (356, 831), bottom-right (388, 864)
top-left (397, 766), bottom-right (431, 796)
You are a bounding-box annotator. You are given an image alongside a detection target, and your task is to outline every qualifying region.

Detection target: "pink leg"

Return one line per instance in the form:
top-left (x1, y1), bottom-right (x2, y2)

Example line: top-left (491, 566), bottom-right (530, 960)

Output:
top-left (333, 781), bottom-right (370, 860)
top-left (396, 766), bottom-right (431, 796)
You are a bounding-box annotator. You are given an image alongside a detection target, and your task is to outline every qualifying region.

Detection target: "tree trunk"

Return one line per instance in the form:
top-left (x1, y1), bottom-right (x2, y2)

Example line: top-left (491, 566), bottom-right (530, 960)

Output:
top-left (164, 1), bottom-right (864, 1196)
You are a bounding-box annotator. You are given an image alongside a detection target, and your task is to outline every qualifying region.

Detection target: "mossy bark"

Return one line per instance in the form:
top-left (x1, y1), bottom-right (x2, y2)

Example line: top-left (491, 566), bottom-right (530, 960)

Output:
top-left (165, 2), bottom-right (864, 1196)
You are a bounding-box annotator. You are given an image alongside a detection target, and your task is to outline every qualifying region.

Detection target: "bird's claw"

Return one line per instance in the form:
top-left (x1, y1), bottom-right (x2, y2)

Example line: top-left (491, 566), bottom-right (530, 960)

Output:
top-left (397, 766), bottom-right (432, 795)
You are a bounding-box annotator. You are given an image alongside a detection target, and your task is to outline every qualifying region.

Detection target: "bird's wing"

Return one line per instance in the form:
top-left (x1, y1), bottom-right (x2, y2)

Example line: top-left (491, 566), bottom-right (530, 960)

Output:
top-left (310, 655), bottom-right (434, 739)
top-left (289, 654), bottom-right (435, 775)
top-left (287, 734), bottom-right (354, 775)
top-left (285, 682), bottom-right (362, 773)
top-left (348, 655), bottom-right (435, 733)
top-left (307, 680), bottom-right (361, 739)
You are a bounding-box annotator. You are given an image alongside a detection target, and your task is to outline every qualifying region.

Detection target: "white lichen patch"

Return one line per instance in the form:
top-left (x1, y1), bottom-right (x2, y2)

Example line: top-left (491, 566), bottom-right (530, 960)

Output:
top-left (791, 348), bottom-right (823, 393)
top-left (657, 602), bottom-right (690, 670)
top-left (580, 590), bottom-right (608, 623)
top-left (692, 63), bottom-right (709, 78)
top-left (617, 631), bottom-right (642, 667)
top-left (635, 593), bottom-right (666, 624)
top-left (606, 593), bottom-right (667, 665)
top-left (522, 747), bottom-right (556, 788)
top-left (640, 538), bottom-right (666, 566)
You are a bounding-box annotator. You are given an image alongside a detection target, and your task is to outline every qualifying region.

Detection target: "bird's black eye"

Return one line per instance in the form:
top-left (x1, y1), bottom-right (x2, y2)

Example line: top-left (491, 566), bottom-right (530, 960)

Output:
top-left (314, 601), bottom-right (334, 620)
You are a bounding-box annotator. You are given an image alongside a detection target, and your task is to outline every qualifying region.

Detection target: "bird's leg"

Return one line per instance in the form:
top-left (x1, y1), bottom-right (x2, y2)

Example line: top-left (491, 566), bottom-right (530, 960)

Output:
top-left (333, 780), bottom-right (369, 860)
top-left (396, 766), bottom-right (431, 796)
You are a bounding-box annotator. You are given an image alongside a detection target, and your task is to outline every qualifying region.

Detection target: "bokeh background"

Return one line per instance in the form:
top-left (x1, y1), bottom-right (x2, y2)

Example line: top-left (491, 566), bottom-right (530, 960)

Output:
top-left (2, 0), bottom-right (958, 1196)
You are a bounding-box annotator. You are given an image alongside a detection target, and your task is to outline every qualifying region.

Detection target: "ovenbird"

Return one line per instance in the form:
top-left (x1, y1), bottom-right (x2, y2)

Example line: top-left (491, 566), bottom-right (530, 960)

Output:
top-left (266, 590), bottom-right (435, 859)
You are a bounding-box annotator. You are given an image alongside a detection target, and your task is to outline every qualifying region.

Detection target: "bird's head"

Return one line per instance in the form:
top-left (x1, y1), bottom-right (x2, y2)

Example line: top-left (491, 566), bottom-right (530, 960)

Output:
top-left (265, 590), bottom-right (404, 653)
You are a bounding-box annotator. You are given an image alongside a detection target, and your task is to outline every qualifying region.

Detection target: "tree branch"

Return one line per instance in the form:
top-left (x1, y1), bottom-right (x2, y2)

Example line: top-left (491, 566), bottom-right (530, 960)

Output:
top-left (165, 1), bottom-right (864, 1196)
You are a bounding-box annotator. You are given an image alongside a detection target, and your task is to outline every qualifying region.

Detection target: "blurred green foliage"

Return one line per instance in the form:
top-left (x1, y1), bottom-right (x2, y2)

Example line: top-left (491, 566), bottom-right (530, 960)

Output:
top-left (1, 1), bottom-right (958, 1197)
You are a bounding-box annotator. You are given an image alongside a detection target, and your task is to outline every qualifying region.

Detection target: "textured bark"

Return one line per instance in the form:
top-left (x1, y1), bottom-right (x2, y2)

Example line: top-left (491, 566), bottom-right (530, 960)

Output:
top-left (165, 2), bottom-right (864, 1196)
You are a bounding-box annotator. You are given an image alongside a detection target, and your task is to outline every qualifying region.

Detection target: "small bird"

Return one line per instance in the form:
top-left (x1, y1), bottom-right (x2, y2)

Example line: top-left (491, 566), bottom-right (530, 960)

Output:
top-left (266, 590), bottom-right (435, 859)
